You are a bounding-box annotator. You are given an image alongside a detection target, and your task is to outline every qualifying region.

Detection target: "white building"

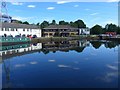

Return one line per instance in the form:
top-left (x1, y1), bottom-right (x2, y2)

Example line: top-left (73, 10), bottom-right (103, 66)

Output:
top-left (79, 28), bottom-right (90, 35)
top-left (1, 22), bottom-right (41, 37)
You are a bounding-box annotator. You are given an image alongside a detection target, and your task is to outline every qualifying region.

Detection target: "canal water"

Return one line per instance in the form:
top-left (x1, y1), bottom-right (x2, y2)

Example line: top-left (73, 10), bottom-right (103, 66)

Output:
top-left (0, 40), bottom-right (119, 88)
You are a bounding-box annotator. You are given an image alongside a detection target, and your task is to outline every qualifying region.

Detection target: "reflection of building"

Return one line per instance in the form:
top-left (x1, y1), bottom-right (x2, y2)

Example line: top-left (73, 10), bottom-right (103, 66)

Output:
top-left (79, 28), bottom-right (90, 35)
top-left (42, 25), bottom-right (79, 37)
top-left (42, 40), bottom-right (79, 50)
top-left (79, 40), bottom-right (90, 47)
top-left (0, 43), bottom-right (42, 60)
top-left (42, 40), bottom-right (89, 53)
top-left (1, 23), bottom-right (41, 37)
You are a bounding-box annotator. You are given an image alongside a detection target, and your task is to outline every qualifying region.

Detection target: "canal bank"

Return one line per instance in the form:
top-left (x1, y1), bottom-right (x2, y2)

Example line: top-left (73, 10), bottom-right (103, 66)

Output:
top-left (1, 35), bottom-right (120, 46)
top-left (31, 35), bottom-right (99, 43)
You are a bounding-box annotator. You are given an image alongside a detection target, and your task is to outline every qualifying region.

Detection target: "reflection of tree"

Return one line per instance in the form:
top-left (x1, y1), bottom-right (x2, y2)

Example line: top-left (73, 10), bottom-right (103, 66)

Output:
top-left (54, 30), bottom-right (60, 37)
top-left (74, 47), bottom-right (85, 52)
top-left (90, 41), bottom-right (102, 49)
top-left (104, 42), bottom-right (118, 49)
top-left (3, 60), bottom-right (11, 88)
top-left (41, 49), bottom-right (50, 54)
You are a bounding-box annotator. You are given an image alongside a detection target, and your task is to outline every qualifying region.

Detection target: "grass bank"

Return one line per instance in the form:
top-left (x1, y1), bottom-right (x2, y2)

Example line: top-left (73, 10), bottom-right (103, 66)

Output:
top-left (31, 35), bottom-right (99, 43)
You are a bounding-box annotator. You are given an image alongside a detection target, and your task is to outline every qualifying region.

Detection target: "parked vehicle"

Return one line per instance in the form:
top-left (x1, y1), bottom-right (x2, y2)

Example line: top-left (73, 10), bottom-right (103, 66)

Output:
top-left (32, 35), bottom-right (37, 38)
top-left (22, 34), bottom-right (26, 37)
top-left (7, 35), bottom-right (13, 38)
top-left (15, 35), bottom-right (21, 38)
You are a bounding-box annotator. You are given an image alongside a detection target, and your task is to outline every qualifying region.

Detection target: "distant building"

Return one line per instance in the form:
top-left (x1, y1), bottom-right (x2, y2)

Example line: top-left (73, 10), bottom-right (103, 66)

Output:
top-left (1, 22), bottom-right (41, 37)
top-left (0, 14), bottom-right (12, 23)
top-left (79, 27), bottom-right (90, 35)
top-left (42, 25), bottom-right (79, 37)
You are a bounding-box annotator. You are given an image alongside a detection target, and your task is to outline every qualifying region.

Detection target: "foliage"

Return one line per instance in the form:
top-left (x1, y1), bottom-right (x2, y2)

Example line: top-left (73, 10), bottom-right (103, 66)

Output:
top-left (59, 20), bottom-right (69, 25)
top-left (40, 21), bottom-right (49, 29)
top-left (50, 20), bottom-right (56, 25)
top-left (90, 25), bottom-right (103, 35)
top-left (105, 23), bottom-right (118, 32)
top-left (22, 21), bottom-right (29, 25)
top-left (90, 41), bottom-right (102, 49)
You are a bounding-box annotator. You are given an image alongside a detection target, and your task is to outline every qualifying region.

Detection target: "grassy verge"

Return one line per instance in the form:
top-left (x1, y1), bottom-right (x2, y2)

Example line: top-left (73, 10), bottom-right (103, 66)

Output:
top-left (31, 35), bottom-right (100, 43)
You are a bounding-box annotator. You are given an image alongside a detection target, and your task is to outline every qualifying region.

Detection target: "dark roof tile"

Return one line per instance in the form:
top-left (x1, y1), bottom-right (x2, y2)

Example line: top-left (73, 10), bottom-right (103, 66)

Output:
top-left (43, 25), bottom-right (78, 29)
top-left (2, 22), bottom-right (39, 29)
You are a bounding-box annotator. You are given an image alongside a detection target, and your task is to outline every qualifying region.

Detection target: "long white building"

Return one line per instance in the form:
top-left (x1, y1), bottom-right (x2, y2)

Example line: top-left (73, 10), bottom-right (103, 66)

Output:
top-left (1, 22), bottom-right (41, 37)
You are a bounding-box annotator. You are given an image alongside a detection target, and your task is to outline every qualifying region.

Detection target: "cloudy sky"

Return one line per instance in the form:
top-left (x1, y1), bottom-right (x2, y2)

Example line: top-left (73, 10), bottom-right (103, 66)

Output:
top-left (5, 1), bottom-right (119, 28)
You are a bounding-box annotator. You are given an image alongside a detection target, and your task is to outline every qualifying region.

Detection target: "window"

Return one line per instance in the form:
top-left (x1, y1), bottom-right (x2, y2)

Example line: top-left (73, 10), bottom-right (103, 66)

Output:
top-left (11, 28), bottom-right (14, 31)
top-left (49, 33), bottom-right (53, 35)
top-left (23, 29), bottom-right (25, 31)
top-left (16, 28), bottom-right (18, 31)
top-left (5, 28), bottom-right (9, 31)
top-left (2, 28), bottom-right (4, 31)
top-left (27, 29), bottom-right (29, 32)
top-left (30, 29), bottom-right (32, 32)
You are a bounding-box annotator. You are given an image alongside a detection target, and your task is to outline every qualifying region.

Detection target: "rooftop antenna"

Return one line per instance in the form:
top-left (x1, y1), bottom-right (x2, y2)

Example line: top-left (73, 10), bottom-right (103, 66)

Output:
top-left (1, 0), bottom-right (11, 23)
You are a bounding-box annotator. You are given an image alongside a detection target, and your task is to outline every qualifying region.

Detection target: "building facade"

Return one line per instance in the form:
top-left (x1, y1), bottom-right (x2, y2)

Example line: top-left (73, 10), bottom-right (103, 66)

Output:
top-left (79, 27), bottom-right (90, 35)
top-left (1, 23), bottom-right (41, 37)
top-left (42, 25), bottom-right (79, 37)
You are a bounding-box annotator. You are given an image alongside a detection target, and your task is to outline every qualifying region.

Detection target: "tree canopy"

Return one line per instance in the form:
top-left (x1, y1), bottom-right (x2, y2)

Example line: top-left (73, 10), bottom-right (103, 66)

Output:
top-left (22, 21), bottom-right (29, 25)
top-left (90, 25), bottom-right (103, 35)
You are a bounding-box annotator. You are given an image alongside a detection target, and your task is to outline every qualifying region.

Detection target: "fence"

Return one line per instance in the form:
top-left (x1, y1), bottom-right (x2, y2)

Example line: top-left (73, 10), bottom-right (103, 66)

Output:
top-left (0, 37), bottom-right (30, 43)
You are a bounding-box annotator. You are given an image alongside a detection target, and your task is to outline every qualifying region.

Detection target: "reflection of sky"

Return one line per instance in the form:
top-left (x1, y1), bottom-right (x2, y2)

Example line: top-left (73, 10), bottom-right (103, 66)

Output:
top-left (0, 64), bottom-right (2, 90)
top-left (96, 62), bottom-right (118, 85)
top-left (2, 44), bottom-right (118, 88)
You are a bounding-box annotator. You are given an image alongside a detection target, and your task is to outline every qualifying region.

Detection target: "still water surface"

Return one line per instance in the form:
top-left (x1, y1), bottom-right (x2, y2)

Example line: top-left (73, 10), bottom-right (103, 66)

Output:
top-left (1, 40), bottom-right (119, 88)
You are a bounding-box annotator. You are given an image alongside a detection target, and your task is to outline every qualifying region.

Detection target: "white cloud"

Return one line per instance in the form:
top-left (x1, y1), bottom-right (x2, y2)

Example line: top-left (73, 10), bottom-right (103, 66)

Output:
top-left (56, 1), bottom-right (69, 4)
top-left (27, 5), bottom-right (36, 8)
top-left (107, 64), bottom-right (118, 70)
top-left (74, 5), bottom-right (79, 7)
top-left (5, 0), bottom-right (120, 2)
top-left (15, 64), bottom-right (25, 68)
top-left (85, 8), bottom-right (90, 11)
top-left (48, 59), bottom-right (56, 62)
top-left (47, 7), bottom-right (55, 10)
top-left (12, 16), bottom-right (35, 21)
top-left (107, 0), bottom-right (119, 2)
top-left (90, 13), bottom-right (99, 16)
top-left (11, 2), bottom-right (23, 5)
top-left (30, 61), bottom-right (38, 65)
top-left (58, 64), bottom-right (71, 68)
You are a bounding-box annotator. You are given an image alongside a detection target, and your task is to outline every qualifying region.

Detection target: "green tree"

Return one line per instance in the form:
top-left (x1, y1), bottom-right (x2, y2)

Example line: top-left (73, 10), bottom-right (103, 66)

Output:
top-left (36, 22), bottom-right (40, 26)
top-left (117, 26), bottom-right (120, 34)
top-left (105, 23), bottom-right (118, 32)
top-left (90, 25), bottom-right (103, 35)
top-left (51, 20), bottom-right (56, 25)
top-left (22, 21), bottom-right (29, 25)
top-left (73, 20), bottom-right (86, 28)
top-left (59, 20), bottom-right (69, 25)
top-left (40, 21), bottom-right (49, 29)
top-left (90, 41), bottom-right (102, 49)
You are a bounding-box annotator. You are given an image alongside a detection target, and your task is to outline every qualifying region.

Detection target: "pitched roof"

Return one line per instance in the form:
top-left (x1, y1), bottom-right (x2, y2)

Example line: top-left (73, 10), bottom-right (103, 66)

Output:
top-left (43, 25), bottom-right (78, 29)
top-left (2, 22), bottom-right (39, 29)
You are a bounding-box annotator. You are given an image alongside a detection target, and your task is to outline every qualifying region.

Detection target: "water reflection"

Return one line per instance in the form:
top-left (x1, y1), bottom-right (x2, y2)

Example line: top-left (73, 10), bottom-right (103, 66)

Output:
top-left (0, 40), bottom-right (120, 61)
top-left (1, 40), bottom-right (119, 88)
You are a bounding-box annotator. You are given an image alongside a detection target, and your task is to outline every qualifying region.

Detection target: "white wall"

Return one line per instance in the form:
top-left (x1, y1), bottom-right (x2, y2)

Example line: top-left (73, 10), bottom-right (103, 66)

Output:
top-left (0, 28), bottom-right (41, 37)
top-left (79, 28), bottom-right (90, 35)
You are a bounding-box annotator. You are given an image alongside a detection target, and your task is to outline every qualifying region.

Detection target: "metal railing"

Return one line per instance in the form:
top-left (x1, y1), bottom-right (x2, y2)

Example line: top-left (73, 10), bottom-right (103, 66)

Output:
top-left (0, 37), bottom-right (30, 42)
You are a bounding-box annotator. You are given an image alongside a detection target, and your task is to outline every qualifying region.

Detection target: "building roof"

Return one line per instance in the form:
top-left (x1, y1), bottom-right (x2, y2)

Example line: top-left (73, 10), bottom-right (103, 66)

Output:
top-left (2, 22), bottom-right (39, 29)
top-left (43, 25), bottom-right (78, 30)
